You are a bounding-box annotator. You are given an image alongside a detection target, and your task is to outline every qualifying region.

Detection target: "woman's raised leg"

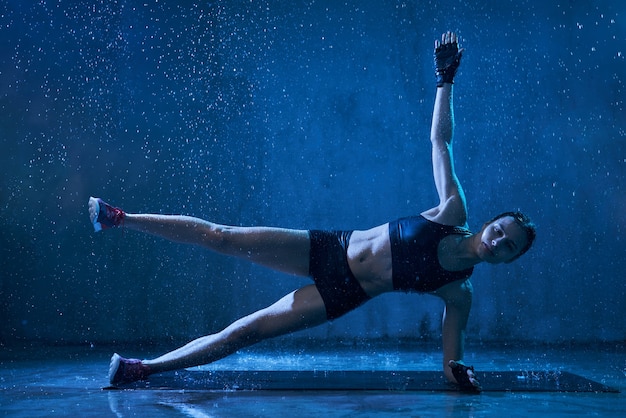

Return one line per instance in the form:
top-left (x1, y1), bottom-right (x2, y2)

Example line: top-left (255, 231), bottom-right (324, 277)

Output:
top-left (88, 197), bottom-right (311, 276)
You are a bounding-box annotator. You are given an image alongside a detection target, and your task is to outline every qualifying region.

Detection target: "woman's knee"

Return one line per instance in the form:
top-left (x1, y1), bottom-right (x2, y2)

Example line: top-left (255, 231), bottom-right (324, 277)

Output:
top-left (222, 311), bottom-right (277, 346)
top-left (199, 224), bottom-right (244, 253)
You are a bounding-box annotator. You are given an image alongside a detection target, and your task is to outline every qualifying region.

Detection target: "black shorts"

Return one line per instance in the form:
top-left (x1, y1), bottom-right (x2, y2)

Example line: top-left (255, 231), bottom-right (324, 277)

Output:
top-left (308, 230), bottom-right (371, 320)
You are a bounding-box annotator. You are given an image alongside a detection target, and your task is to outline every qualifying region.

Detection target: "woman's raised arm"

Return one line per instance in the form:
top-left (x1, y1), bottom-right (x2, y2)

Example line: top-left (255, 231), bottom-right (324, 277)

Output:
top-left (422, 32), bottom-right (467, 227)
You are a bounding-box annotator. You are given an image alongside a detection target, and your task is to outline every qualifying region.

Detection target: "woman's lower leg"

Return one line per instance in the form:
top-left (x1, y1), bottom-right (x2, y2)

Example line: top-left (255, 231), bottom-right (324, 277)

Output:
top-left (123, 214), bottom-right (218, 246)
top-left (142, 324), bottom-right (254, 374)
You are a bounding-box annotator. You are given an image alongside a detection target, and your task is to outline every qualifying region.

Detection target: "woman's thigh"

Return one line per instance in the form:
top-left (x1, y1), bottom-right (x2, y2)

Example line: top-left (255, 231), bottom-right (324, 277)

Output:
top-left (209, 226), bottom-right (311, 276)
top-left (233, 284), bottom-right (328, 341)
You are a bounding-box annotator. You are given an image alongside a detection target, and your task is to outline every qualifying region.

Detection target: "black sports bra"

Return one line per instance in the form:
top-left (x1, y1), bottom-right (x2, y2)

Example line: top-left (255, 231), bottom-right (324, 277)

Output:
top-left (388, 215), bottom-right (474, 293)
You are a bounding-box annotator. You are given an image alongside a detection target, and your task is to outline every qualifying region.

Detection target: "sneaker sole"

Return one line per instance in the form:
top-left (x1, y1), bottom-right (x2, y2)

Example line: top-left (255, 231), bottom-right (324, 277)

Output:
top-left (89, 196), bottom-right (103, 232)
top-left (108, 353), bottom-right (122, 384)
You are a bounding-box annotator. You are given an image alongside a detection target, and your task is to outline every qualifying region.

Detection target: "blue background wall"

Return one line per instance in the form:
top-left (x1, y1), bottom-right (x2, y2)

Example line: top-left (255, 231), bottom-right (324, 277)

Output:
top-left (1, 0), bottom-right (624, 347)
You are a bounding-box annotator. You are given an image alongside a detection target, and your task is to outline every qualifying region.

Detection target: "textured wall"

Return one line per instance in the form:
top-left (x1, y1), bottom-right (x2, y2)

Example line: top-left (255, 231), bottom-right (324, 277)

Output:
top-left (1, 0), bottom-right (624, 347)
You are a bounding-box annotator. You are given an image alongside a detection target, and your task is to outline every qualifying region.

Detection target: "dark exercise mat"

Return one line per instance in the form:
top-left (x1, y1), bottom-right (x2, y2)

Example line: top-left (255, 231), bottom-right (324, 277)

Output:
top-left (112, 370), bottom-right (619, 393)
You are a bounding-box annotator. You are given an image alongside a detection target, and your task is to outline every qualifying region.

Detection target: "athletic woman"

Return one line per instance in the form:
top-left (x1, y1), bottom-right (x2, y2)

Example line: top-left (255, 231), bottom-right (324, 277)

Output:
top-left (90, 32), bottom-right (536, 392)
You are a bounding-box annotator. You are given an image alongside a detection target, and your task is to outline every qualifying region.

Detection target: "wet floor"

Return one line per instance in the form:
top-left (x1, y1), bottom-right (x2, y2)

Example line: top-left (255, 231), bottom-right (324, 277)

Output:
top-left (1, 343), bottom-right (624, 417)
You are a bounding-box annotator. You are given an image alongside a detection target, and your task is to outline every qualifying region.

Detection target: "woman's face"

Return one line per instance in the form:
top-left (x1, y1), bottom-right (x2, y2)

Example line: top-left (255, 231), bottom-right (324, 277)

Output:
top-left (478, 216), bottom-right (528, 264)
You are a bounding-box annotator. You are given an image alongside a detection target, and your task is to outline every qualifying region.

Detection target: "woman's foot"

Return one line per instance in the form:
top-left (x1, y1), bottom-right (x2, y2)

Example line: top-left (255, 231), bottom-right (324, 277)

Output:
top-left (108, 353), bottom-right (151, 385)
top-left (88, 197), bottom-right (125, 232)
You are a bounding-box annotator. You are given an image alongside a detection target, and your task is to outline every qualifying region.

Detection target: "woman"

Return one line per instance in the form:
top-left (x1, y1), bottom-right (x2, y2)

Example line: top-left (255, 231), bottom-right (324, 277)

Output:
top-left (89, 32), bottom-right (535, 392)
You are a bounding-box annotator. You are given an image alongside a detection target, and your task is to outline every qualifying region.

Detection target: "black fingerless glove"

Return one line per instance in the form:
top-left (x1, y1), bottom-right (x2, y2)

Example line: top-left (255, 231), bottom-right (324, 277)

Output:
top-left (434, 42), bottom-right (463, 87)
top-left (449, 362), bottom-right (481, 392)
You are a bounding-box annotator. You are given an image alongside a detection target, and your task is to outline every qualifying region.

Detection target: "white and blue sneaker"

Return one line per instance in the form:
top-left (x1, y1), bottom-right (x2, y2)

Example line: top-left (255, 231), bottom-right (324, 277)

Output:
top-left (108, 353), bottom-right (151, 385)
top-left (88, 197), bottom-right (125, 232)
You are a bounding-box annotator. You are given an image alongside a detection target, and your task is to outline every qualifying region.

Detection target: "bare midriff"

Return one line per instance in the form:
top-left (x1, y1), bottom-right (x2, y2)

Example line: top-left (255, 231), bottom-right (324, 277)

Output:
top-left (346, 223), bottom-right (394, 297)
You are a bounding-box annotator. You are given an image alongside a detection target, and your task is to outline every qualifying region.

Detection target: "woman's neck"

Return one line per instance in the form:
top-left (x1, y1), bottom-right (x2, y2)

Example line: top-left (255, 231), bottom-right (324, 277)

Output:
top-left (439, 234), bottom-right (482, 271)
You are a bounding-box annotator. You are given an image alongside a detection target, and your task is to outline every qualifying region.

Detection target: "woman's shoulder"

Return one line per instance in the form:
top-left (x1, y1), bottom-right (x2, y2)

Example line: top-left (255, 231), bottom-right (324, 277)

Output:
top-left (421, 198), bottom-right (468, 228)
